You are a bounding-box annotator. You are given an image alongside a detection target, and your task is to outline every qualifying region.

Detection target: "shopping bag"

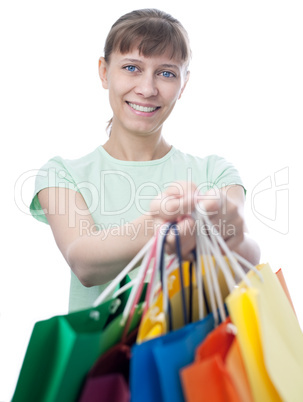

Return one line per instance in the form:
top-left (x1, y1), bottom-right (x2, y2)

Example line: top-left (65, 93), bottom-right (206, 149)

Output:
top-left (132, 218), bottom-right (235, 402)
top-left (78, 327), bottom-right (138, 401)
top-left (130, 312), bottom-right (216, 402)
top-left (86, 327), bottom-right (138, 382)
top-left (226, 263), bottom-right (303, 402)
top-left (12, 299), bottom-right (113, 402)
top-left (136, 223), bottom-right (187, 342)
top-left (276, 268), bottom-right (296, 314)
top-left (226, 284), bottom-right (282, 401)
top-left (181, 357), bottom-right (241, 402)
top-left (12, 277), bottom-right (141, 402)
top-left (168, 257), bottom-right (235, 330)
top-left (137, 255), bottom-right (235, 343)
top-left (136, 290), bottom-right (167, 342)
top-left (78, 374), bottom-right (129, 402)
top-left (180, 318), bottom-right (253, 402)
top-left (136, 222), bottom-right (222, 344)
top-left (225, 337), bottom-right (254, 402)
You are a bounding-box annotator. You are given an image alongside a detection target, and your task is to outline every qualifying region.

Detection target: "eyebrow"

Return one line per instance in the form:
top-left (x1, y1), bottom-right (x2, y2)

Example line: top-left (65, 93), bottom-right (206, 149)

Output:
top-left (120, 58), bottom-right (180, 70)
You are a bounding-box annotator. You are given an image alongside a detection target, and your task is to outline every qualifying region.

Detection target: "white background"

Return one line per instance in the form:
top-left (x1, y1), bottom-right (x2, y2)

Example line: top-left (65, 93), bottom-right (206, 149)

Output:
top-left (1, 1), bottom-right (302, 400)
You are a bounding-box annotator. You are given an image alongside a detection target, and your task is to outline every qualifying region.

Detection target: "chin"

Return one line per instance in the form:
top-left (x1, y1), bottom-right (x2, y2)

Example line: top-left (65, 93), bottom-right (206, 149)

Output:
top-left (126, 122), bottom-right (161, 136)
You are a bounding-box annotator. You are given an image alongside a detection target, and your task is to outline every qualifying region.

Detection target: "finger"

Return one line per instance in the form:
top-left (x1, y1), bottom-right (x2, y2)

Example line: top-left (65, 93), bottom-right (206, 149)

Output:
top-left (152, 196), bottom-right (195, 221)
top-left (151, 181), bottom-right (198, 219)
top-left (183, 251), bottom-right (196, 262)
top-left (164, 219), bottom-right (196, 258)
top-left (224, 232), bottom-right (245, 251)
top-left (196, 196), bottom-right (221, 220)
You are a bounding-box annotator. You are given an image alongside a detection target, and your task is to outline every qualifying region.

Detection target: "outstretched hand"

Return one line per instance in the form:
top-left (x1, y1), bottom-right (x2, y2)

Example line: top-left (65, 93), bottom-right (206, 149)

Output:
top-left (149, 181), bottom-right (246, 260)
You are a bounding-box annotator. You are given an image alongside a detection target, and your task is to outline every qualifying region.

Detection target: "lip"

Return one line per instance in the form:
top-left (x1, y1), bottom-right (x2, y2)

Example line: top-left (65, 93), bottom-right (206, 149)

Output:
top-left (126, 101), bottom-right (160, 108)
top-left (126, 101), bottom-right (161, 116)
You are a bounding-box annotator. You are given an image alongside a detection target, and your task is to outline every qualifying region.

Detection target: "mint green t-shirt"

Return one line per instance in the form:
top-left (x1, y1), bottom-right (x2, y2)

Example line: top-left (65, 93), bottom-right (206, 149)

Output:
top-left (30, 146), bottom-right (244, 312)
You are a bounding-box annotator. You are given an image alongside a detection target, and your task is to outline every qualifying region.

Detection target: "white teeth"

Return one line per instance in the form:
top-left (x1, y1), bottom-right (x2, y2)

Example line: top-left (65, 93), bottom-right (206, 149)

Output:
top-left (128, 102), bottom-right (158, 112)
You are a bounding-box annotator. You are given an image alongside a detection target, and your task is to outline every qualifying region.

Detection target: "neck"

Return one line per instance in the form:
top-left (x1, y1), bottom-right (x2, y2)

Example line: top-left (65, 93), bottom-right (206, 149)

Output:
top-left (102, 125), bottom-right (172, 161)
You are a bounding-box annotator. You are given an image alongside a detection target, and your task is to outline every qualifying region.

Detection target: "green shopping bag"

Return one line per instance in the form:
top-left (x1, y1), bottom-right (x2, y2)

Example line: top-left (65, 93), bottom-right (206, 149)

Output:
top-left (12, 276), bottom-right (145, 402)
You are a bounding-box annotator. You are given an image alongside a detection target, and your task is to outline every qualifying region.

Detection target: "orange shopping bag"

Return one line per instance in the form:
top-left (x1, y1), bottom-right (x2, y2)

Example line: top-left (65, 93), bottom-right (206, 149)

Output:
top-left (180, 318), bottom-right (253, 402)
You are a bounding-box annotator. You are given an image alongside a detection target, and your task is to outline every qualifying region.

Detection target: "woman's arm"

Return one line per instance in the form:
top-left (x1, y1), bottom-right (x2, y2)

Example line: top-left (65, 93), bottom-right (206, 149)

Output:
top-left (207, 184), bottom-right (261, 266)
top-left (39, 182), bottom-right (260, 288)
top-left (38, 187), bottom-right (155, 287)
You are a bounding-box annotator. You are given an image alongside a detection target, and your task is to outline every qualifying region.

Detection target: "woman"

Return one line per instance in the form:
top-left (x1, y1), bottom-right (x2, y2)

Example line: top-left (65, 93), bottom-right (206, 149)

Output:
top-left (30, 9), bottom-right (260, 312)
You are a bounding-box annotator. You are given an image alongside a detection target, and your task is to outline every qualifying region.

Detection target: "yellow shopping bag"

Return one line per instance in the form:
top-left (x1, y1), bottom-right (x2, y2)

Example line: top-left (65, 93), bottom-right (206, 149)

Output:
top-left (136, 291), bottom-right (167, 343)
top-left (226, 263), bottom-right (303, 402)
top-left (137, 257), bottom-right (235, 342)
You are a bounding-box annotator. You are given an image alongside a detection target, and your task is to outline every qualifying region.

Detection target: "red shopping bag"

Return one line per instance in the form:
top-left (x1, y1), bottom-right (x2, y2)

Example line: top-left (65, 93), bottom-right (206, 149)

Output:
top-left (78, 321), bottom-right (139, 401)
top-left (180, 319), bottom-right (253, 402)
top-left (86, 328), bottom-right (138, 383)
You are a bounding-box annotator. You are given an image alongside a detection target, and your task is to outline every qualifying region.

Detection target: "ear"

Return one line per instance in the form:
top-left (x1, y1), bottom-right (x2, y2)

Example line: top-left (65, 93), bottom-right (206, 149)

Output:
top-left (98, 57), bottom-right (109, 89)
top-left (178, 70), bottom-right (190, 100)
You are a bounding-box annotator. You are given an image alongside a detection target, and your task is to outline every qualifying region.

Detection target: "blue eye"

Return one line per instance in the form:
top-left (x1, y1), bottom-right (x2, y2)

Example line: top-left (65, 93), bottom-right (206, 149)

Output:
top-left (161, 71), bottom-right (175, 78)
top-left (125, 65), bottom-right (137, 72)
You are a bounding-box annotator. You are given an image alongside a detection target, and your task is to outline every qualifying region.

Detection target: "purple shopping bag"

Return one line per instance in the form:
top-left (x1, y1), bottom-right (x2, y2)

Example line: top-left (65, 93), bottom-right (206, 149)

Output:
top-left (78, 374), bottom-right (129, 402)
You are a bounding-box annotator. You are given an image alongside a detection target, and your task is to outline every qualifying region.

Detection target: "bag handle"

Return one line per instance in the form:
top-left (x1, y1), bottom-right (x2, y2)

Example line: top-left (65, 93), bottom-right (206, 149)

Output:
top-left (122, 222), bottom-right (188, 336)
top-left (194, 206), bottom-right (263, 325)
top-left (196, 214), bottom-right (223, 326)
top-left (200, 209), bottom-right (263, 284)
top-left (125, 222), bottom-right (187, 334)
top-left (121, 227), bottom-right (164, 336)
top-left (194, 207), bottom-right (263, 289)
top-left (92, 237), bottom-right (155, 307)
top-left (159, 222), bottom-right (188, 331)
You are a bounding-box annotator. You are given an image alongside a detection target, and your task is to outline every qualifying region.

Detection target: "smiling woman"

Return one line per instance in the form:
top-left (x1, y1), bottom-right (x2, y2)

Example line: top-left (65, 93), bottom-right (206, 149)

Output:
top-left (29, 8), bottom-right (260, 313)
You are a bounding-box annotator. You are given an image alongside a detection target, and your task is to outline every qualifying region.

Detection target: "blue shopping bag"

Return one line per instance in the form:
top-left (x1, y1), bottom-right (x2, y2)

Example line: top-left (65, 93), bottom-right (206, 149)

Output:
top-left (130, 312), bottom-right (215, 402)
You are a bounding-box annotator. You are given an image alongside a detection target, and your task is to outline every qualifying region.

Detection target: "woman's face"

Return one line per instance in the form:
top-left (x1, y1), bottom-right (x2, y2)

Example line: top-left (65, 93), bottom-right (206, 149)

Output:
top-left (99, 48), bottom-right (189, 138)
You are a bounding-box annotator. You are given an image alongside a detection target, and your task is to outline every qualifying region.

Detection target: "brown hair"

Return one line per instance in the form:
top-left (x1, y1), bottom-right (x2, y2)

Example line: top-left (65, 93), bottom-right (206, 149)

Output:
top-left (104, 9), bottom-right (191, 65)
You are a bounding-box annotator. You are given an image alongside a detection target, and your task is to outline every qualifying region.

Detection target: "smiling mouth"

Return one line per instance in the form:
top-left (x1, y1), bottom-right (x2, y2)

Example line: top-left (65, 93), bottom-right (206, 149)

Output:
top-left (127, 102), bottom-right (160, 113)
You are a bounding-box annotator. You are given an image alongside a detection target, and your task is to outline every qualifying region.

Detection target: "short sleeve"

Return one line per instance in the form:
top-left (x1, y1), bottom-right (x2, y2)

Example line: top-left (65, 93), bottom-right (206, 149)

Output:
top-left (205, 155), bottom-right (246, 194)
top-left (30, 157), bottom-right (80, 224)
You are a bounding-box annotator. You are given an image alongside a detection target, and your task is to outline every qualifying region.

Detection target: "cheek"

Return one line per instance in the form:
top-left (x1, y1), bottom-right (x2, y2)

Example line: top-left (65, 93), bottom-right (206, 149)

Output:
top-left (108, 78), bottom-right (130, 100)
top-left (108, 83), bottom-right (122, 105)
top-left (165, 83), bottom-right (183, 103)
top-left (165, 89), bottom-right (182, 106)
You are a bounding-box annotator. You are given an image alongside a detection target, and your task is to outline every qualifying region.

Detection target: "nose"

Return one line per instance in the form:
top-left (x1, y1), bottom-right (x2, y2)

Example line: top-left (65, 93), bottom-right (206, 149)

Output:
top-left (135, 74), bottom-right (158, 98)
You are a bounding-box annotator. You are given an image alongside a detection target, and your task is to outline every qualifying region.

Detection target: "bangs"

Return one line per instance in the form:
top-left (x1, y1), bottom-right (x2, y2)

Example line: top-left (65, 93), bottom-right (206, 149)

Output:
top-left (104, 11), bottom-right (191, 64)
top-left (116, 21), bottom-right (188, 61)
